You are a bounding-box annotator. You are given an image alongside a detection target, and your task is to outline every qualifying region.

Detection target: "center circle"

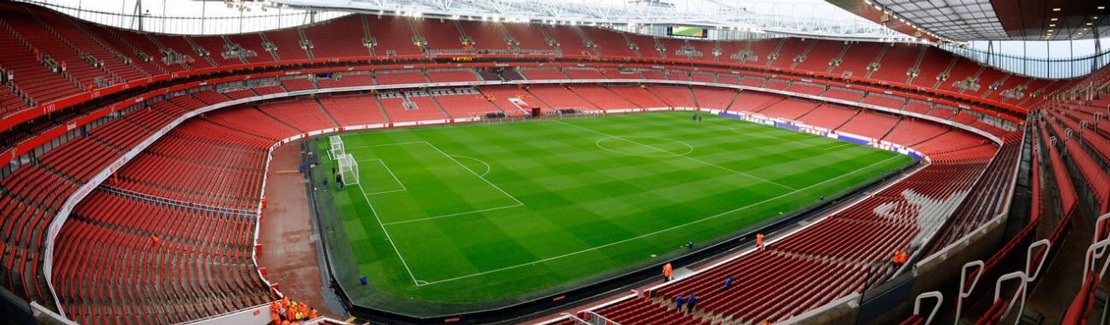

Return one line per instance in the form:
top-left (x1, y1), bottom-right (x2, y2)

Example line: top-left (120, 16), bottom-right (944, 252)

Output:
top-left (595, 136), bottom-right (694, 157)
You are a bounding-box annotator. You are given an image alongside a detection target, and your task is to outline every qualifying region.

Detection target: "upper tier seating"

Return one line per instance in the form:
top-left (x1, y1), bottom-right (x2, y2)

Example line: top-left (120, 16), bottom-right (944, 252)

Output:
top-left (832, 42), bottom-right (885, 77)
top-left (367, 16), bottom-right (422, 56)
top-left (457, 21), bottom-right (510, 52)
top-left (261, 28), bottom-right (308, 61)
top-left (224, 33), bottom-right (275, 63)
top-left (539, 25), bottom-right (591, 57)
top-left (304, 15), bottom-right (370, 58)
top-left (190, 36), bottom-right (241, 66)
top-left (414, 18), bottom-right (465, 53)
top-left (794, 40), bottom-right (843, 72)
top-left (0, 3), bottom-right (1055, 126)
top-left (3, 7), bottom-right (115, 88)
top-left (499, 23), bottom-right (553, 53)
top-left (0, 5), bottom-right (83, 105)
top-left (869, 44), bottom-right (921, 84)
top-left (577, 28), bottom-right (635, 58)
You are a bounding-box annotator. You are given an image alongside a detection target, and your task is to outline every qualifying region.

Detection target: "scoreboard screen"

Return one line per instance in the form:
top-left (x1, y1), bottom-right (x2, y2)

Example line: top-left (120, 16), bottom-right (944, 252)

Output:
top-left (667, 25), bottom-right (708, 38)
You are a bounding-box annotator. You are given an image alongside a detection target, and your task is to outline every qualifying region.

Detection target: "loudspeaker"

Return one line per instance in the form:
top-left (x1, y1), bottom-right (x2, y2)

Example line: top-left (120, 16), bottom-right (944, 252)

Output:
top-left (531, 107), bottom-right (541, 117)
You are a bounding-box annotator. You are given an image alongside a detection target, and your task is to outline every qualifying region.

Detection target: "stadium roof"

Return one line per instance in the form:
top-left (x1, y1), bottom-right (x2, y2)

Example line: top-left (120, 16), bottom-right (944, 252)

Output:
top-left (265, 0), bottom-right (920, 41)
top-left (834, 0), bottom-right (1110, 42)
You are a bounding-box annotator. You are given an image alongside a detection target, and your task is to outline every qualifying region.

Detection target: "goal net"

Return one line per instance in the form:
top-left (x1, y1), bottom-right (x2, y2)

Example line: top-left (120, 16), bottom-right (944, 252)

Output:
top-left (329, 136), bottom-right (345, 160)
top-left (337, 153), bottom-right (359, 186)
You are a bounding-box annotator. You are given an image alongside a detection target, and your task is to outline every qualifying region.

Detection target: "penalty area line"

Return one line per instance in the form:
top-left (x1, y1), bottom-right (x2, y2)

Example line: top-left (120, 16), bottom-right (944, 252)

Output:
top-left (355, 158), bottom-right (407, 192)
top-left (414, 154), bottom-right (905, 287)
top-left (382, 203), bottom-right (525, 226)
top-left (353, 182), bottom-right (423, 286)
top-left (422, 141), bottom-right (524, 206)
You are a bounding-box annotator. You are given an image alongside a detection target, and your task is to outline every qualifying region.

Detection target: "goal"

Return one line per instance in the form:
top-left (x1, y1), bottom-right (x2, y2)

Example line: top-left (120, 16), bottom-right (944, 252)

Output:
top-left (337, 153), bottom-right (359, 186)
top-left (329, 135), bottom-right (345, 160)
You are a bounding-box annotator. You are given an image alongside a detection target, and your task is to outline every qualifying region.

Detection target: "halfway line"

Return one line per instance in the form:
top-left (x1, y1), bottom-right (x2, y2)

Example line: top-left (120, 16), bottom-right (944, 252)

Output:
top-left (416, 154), bottom-right (904, 286)
top-left (557, 120), bottom-right (798, 191)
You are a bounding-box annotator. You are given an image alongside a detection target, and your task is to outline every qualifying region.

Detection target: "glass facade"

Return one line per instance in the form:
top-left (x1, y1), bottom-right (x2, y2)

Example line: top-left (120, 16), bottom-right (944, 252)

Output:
top-left (941, 39), bottom-right (1110, 79)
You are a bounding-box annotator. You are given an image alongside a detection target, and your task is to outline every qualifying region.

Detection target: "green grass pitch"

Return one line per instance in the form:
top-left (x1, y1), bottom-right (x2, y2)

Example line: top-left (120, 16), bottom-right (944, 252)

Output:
top-left (316, 112), bottom-right (914, 310)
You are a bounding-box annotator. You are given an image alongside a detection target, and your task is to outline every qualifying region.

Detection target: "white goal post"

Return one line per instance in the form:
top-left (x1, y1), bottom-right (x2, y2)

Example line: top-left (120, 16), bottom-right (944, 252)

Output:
top-left (329, 135), bottom-right (345, 160)
top-left (337, 153), bottom-right (359, 186)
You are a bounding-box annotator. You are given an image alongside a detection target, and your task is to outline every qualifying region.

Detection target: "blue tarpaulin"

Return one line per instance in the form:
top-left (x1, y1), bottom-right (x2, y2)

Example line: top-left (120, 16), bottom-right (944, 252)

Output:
top-left (719, 112), bottom-right (743, 120)
top-left (838, 133), bottom-right (871, 145)
top-left (774, 121), bottom-right (800, 131)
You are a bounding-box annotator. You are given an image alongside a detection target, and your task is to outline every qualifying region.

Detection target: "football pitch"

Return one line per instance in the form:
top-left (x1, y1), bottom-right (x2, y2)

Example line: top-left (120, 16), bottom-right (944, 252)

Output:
top-left (313, 112), bottom-right (915, 313)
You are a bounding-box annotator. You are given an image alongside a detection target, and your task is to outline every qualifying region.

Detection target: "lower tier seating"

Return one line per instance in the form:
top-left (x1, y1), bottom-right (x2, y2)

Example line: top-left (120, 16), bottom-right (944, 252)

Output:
top-left (52, 113), bottom-right (281, 324)
top-left (587, 117), bottom-right (1006, 324)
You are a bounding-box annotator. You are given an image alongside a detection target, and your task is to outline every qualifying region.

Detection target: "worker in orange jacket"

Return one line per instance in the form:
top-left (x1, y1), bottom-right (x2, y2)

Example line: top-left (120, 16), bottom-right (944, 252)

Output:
top-left (892, 250), bottom-right (908, 266)
top-left (286, 301), bottom-right (296, 320)
top-left (756, 233), bottom-right (765, 251)
top-left (662, 262), bottom-right (673, 282)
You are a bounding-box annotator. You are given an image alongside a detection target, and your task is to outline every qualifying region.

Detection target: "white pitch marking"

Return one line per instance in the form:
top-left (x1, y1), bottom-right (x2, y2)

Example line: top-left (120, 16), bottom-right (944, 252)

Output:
top-left (415, 154), bottom-right (905, 286)
top-left (558, 120), bottom-right (798, 191)
top-left (343, 141), bottom-right (429, 150)
top-left (822, 142), bottom-right (856, 151)
top-left (383, 203), bottom-right (525, 226)
top-left (450, 155), bottom-right (493, 177)
top-left (422, 141), bottom-right (524, 206)
top-left (352, 182), bottom-right (422, 286)
top-left (357, 158), bottom-right (407, 192)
